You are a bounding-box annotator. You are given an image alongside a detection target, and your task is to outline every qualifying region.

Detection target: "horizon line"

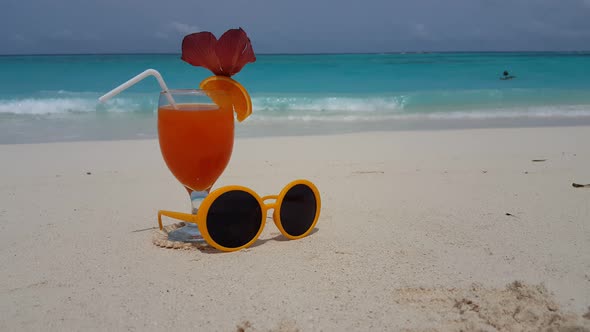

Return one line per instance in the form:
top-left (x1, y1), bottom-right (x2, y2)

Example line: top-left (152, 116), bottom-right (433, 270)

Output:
top-left (1, 50), bottom-right (590, 57)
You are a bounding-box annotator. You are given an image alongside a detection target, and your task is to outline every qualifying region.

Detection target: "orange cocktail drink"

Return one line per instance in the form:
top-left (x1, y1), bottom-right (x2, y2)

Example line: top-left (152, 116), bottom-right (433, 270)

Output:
top-left (157, 89), bottom-right (236, 243)
top-left (158, 102), bottom-right (234, 192)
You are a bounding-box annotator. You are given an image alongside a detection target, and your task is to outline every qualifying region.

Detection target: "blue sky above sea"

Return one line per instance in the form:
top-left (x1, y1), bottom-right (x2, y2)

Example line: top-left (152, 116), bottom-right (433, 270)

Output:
top-left (1, 0), bottom-right (590, 55)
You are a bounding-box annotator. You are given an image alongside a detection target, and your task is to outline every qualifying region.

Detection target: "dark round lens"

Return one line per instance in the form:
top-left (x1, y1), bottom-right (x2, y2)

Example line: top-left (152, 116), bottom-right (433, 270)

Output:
top-left (206, 190), bottom-right (262, 248)
top-left (280, 184), bottom-right (317, 236)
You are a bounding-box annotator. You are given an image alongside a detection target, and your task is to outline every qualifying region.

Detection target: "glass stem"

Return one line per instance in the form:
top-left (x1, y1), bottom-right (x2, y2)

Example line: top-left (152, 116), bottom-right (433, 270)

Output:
top-left (190, 190), bottom-right (209, 214)
top-left (166, 189), bottom-right (209, 243)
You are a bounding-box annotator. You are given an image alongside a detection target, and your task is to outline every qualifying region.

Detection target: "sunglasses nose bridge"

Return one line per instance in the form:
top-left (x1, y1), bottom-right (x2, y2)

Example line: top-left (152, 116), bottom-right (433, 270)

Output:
top-left (260, 195), bottom-right (278, 212)
top-left (264, 202), bottom-right (278, 210)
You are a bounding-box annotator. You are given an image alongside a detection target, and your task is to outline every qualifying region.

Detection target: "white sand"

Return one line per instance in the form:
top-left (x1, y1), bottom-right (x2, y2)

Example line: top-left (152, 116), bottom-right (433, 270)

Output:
top-left (1, 126), bottom-right (589, 331)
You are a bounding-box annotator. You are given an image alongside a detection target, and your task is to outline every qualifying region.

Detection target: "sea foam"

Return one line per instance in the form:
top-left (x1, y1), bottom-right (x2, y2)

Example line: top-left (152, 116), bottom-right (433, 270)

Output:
top-left (0, 95), bottom-right (154, 115)
top-left (2, 93), bottom-right (590, 122)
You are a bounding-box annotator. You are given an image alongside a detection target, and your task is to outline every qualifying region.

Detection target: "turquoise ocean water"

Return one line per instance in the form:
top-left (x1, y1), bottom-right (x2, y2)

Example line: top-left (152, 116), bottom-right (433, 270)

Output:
top-left (1, 52), bottom-right (590, 143)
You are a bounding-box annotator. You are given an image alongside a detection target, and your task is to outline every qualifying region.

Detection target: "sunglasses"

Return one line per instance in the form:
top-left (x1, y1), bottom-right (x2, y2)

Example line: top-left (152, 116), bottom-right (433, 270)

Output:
top-left (158, 179), bottom-right (321, 252)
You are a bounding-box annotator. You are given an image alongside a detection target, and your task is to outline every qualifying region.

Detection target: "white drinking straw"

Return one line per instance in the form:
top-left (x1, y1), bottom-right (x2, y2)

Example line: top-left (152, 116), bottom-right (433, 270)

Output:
top-left (98, 69), bottom-right (177, 109)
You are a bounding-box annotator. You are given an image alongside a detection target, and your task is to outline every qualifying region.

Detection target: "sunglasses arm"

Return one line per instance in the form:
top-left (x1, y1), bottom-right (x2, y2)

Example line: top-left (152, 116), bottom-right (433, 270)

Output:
top-left (158, 210), bottom-right (198, 230)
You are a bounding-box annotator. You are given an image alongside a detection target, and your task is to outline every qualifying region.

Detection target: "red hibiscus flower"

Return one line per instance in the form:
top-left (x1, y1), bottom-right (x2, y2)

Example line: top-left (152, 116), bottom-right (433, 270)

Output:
top-left (181, 28), bottom-right (256, 77)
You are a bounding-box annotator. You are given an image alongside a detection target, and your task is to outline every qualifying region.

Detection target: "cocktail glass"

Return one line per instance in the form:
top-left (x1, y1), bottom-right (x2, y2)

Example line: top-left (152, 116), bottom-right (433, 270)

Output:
top-left (157, 89), bottom-right (234, 242)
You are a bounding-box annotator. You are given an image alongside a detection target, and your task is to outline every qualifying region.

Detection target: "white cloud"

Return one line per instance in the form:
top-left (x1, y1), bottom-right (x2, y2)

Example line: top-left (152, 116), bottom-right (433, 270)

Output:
top-left (153, 21), bottom-right (200, 41)
top-left (154, 21), bottom-right (200, 41)
top-left (168, 21), bottom-right (200, 35)
top-left (411, 23), bottom-right (431, 39)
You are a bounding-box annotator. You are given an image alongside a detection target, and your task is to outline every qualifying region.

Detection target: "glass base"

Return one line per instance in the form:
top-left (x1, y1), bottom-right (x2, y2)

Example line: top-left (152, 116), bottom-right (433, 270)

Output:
top-left (167, 189), bottom-right (208, 243)
top-left (167, 223), bottom-right (205, 243)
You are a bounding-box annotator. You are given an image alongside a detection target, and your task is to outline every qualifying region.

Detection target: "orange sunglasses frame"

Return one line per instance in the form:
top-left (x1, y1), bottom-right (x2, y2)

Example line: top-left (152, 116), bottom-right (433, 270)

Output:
top-left (158, 179), bottom-right (321, 252)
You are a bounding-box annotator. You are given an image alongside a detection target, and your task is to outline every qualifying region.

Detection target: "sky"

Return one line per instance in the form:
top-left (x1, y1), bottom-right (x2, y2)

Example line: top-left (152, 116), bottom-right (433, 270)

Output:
top-left (1, 0), bottom-right (590, 55)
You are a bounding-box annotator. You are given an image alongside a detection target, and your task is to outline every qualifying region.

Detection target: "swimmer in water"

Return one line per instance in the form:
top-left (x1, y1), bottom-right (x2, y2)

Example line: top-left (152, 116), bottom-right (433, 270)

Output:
top-left (500, 70), bottom-right (516, 80)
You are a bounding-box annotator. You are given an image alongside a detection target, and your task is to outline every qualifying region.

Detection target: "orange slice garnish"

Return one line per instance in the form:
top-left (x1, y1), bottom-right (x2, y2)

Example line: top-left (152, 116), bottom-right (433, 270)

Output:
top-left (199, 76), bottom-right (252, 122)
